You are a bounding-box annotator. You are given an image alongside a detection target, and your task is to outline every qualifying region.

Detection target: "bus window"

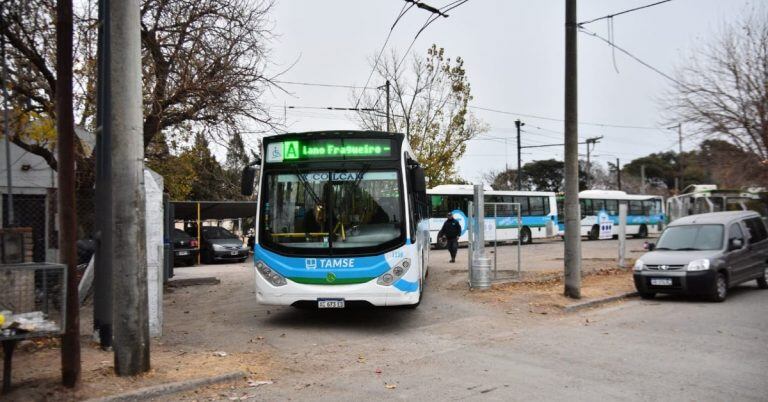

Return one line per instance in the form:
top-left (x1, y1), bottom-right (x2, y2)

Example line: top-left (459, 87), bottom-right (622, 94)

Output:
top-left (606, 199), bottom-right (618, 215)
top-left (629, 201), bottom-right (643, 215)
top-left (513, 196), bottom-right (530, 215)
top-left (654, 199), bottom-right (663, 215)
top-left (529, 197), bottom-right (545, 216)
top-left (557, 198), bottom-right (565, 219)
top-left (593, 199), bottom-right (606, 214)
top-left (581, 199), bottom-right (593, 216)
top-left (642, 200), bottom-right (655, 215)
top-left (430, 195), bottom-right (446, 218)
top-left (543, 197), bottom-right (551, 215)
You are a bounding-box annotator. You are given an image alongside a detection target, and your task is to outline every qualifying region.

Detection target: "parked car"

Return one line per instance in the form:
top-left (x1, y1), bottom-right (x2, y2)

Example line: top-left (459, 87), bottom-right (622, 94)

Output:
top-left (633, 211), bottom-right (768, 302)
top-left (172, 228), bottom-right (199, 266)
top-left (200, 226), bottom-right (249, 264)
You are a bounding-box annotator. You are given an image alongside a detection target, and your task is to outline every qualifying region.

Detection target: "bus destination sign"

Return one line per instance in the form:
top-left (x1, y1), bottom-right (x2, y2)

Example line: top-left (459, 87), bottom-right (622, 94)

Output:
top-left (265, 138), bottom-right (393, 163)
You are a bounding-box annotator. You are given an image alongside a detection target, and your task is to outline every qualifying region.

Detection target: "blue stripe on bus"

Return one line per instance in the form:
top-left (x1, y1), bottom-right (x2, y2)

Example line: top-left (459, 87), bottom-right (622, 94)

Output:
top-left (254, 245), bottom-right (390, 280)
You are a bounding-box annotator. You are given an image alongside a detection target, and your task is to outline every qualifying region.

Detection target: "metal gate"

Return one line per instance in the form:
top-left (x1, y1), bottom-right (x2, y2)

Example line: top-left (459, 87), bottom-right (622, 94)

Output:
top-left (468, 199), bottom-right (523, 283)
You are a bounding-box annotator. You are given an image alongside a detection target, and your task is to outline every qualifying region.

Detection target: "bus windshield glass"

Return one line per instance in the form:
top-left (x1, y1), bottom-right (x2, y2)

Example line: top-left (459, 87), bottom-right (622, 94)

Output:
top-left (261, 170), bottom-right (403, 252)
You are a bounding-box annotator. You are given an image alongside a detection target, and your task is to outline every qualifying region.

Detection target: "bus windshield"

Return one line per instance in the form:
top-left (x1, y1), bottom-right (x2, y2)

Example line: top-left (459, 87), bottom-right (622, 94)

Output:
top-left (261, 170), bottom-right (404, 253)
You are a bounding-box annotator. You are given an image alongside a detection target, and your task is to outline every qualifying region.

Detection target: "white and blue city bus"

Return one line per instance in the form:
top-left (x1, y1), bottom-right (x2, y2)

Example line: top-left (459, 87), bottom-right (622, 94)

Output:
top-left (556, 190), bottom-right (665, 240)
top-left (427, 185), bottom-right (559, 246)
top-left (240, 131), bottom-right (430, 308)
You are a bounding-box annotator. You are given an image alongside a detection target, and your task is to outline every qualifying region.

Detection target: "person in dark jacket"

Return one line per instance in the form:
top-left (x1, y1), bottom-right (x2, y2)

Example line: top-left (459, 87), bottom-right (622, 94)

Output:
top-left (438, 212), bottom-right (462, 263)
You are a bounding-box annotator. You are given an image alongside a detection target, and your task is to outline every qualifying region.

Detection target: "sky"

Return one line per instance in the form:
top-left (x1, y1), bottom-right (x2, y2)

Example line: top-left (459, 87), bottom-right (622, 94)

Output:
top-left (255, 0), bottom-right (758, 183)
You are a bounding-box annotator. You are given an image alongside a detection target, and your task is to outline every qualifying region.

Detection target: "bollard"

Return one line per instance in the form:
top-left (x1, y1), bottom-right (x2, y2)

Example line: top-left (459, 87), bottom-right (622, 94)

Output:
top-left (471, 256), bottom-right (492, 290)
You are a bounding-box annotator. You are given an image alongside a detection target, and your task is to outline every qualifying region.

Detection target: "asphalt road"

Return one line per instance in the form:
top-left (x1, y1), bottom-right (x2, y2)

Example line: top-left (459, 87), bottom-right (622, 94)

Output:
top-left (166, 240), bottom-right (767, 401)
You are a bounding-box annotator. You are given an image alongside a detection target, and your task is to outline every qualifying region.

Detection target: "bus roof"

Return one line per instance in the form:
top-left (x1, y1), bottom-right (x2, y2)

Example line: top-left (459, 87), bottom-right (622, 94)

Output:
top-left (427, 185), bottom-right (555, 197)
top-left (578, 190), bottom-right (662, 201)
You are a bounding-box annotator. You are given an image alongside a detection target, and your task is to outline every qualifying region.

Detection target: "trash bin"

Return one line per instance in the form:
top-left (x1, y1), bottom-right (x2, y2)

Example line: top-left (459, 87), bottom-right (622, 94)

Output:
top-left (471, 256), bottom-right (492, 290)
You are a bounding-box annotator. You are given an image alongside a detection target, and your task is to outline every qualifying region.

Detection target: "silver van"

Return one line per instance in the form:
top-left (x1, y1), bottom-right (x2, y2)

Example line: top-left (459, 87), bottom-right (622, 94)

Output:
top-left (633, 211), bottom-right (768, 302)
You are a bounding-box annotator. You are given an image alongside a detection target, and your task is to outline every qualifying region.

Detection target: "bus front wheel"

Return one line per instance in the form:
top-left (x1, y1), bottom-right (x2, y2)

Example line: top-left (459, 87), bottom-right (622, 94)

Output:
top-left (436, 236), bottom-right (448, 249)
top-left (520, 227), bottom-right (532, 245)
top-left (588, 225), bottom-right (599, 240)
top-left (635, 224), bottom-right (648, 239)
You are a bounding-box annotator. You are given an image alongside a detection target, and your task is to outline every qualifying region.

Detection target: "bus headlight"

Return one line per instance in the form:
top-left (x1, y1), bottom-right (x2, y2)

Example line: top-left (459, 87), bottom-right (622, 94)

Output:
top-left (255, 260), bottom-right (287, 287)
top-left (377, 258), bottom-right (411, 286)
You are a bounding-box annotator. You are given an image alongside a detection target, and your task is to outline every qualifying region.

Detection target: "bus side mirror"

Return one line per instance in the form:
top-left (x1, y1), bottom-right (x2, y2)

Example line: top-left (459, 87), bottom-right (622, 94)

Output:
top-left (241, 167), bottom-right (256, 196)
top-left (412, 166), bottom-right (426, 193)
top-left (241, 158), bottom-right (261, 196)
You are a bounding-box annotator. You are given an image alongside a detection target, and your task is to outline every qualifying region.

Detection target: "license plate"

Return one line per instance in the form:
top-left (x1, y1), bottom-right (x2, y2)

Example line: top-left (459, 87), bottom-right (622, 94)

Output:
top-left (318, 299), bottom-right (345, 309)
top-left (230, 251), bottom-right (239, 256)
top-left (650, 278), bottom-right (673, 286)
top-left (177, 250), bottom-right (189, 256)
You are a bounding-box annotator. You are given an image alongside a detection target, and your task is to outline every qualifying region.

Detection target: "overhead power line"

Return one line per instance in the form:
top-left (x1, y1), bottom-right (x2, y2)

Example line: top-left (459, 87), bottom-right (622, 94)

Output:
top-left (354, 1), bottom-right (415, 108)
top-left (579, 27), bottom-right (687, 88)
top-left (578, 0), bottom-right (674, 26)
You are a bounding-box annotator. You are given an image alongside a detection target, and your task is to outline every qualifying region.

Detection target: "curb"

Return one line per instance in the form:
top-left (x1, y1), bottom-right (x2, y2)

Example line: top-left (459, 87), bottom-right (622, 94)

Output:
top-left (85, 371), bottom-right (245, 402)
top-left (562, 291), bottom-right (639, 313)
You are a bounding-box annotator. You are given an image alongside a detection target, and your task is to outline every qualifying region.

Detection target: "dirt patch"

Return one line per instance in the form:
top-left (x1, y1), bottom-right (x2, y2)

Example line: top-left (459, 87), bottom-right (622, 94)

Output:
top-left (467, 268), bottom-right (636, 315)
top-left (1, 338), bottom-right (274, 401)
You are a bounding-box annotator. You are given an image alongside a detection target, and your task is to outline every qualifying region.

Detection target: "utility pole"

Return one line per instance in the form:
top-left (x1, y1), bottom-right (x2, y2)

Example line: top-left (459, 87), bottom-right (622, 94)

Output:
top-left (94, 0), bottom-right (113, 349)
top-left (616, 158), bottom-right (622, 190)
top-left (677, 123), bottom-right (683, 192)
top-left (1, 9), bottom-right (14, 226)
top-left (515, 119), bottom-right (524, 190)
top-left (640, 164), bottom-right (646, 193)
top-left (385, 80), bottom-right (391, 132)
top-left (563, 0), bottom-right (581, 299)
top-left (110, 0), bottom-right (150, 376)
top-left (57, 0), bottom-right (81, 387)
top-left (583, 136), bottom-right (602, 190)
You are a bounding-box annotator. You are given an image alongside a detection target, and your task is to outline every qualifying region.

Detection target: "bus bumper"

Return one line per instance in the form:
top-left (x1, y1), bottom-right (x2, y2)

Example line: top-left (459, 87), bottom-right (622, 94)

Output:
top-left (254, 270), bottom-right (421, 307)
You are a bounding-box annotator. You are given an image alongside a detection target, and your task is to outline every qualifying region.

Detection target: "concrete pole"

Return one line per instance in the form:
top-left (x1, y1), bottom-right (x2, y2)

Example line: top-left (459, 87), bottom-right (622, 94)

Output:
top-left (640, 164), bottom-right (646, 193)
top-left (618, 202), bottom-right (627, 268)
top-left (563, 0), bottom-right (581, 298)
top-left (515, 119), bottom-right (524, 190)
top-left (110, 0), bottom-right (150, 376)
top-left (56, 0), bottom-right (81, 387)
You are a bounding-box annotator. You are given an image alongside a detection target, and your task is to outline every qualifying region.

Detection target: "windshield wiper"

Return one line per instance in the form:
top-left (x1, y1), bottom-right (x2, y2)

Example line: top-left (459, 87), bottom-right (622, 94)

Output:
top-left (674, 247), bottom-right (703, 251)
top-left (654, 247), bottom-right (671, 250)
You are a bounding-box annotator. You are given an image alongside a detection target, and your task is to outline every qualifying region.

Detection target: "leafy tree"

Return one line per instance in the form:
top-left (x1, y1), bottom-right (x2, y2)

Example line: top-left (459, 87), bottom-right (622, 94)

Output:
top-left (356, 45), bottom-right (488, 185)
top-left (482, 169), bottom-right (518, 190)
top-left (522, 159), bottom-right (565, 192)
top-left (665, 7), bottom-right (768, 180)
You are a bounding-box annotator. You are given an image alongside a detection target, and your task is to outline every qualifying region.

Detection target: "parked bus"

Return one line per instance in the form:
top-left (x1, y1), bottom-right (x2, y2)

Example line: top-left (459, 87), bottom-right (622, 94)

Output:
top-left (666, 184), bottom-right (767, 222)
top-left (556, 190), bottom-right (665, 240)
top-left (427, 185), bottom-right (559, 247)
top-left (240, 131), bottom-right (430, 308)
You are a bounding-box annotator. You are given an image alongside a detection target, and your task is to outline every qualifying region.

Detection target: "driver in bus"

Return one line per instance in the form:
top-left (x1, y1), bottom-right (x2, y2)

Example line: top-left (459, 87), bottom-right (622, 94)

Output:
top-left (438, 212), bottom-right (462, 263)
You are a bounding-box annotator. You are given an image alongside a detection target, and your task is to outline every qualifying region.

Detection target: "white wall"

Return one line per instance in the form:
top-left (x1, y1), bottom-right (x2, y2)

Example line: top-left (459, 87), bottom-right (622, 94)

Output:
top-left (144, 168), bottom-right (164, 337)
top-left (0, 141), bottom-right (56, 194)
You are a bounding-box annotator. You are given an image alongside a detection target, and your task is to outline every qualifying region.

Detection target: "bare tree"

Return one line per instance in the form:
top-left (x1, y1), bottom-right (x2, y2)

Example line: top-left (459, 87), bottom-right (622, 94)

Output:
top-left (0, 0), bottom-right (276, 180)
top-left (355, 45), bottom-right (488, 185)
top-left (666, 7), bottom-right (768, 175)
